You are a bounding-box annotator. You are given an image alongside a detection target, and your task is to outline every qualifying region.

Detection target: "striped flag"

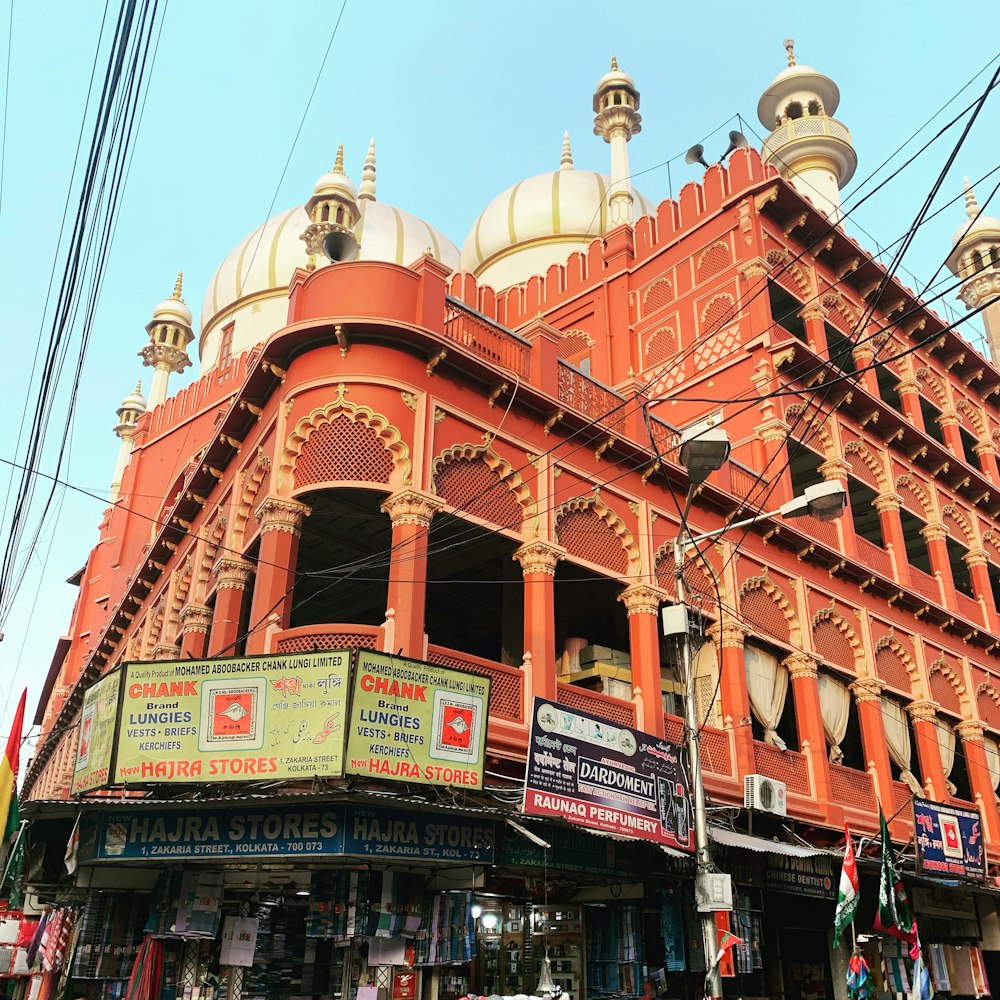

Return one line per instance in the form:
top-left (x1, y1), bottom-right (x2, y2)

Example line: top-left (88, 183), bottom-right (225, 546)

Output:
top-left (0, 691), bottom-right (27, 842)
top-left (834, 824), bottom-right (860, 945)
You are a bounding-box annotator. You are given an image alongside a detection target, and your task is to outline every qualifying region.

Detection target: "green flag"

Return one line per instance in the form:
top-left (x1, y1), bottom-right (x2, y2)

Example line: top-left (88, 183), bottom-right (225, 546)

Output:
top-left (873, 808), bottom-right (918, 958)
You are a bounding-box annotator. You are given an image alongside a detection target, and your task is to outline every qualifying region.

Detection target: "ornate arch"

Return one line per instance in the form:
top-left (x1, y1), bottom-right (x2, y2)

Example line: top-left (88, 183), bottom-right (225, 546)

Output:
top-left (555, 492), bottom-right (641, 578)
top-left (811, 607), bottom-right (863, 673)
top-left (940, 503), bottom-right (976, 546)
top-left (697, 241), bottom-right (731, 281)
top-left (874, 635), bottom-right (920, 695)
top-left (233, 454), bottom-right (272, 547)
top-left (928, 658), bottom-right (968, 715)
top-left (700, 292), bottom-right (736, 330)
top-left (431, 442), bottom-right (538, 534)
top-left (739, 576), bottom-right (799, 646)
top-left (786, 401), bottom-right (836, 458)
top-left (765, 248), bottom-right (811, 299)
top-left (643, 277), bottom-right (674, 312)
top-left (645, 326), bottom-right (678, 368)
top-left (915, 367), bottom-right (948, 407)
top-left (820, 291), bottom-right (859, 333)
top-left (843, 440), bottom-right (887, 491)
top-left (977, 680), bottom-right (1000, 731)
top-left (955, 398), bottom-right (986, 438)
top-left (895, 474), bottom-right (934, 519)
top-left (982, 529), bottom-right (1000, 564)
top-left (653, 539), bottom-right (720, 609)
top-left (279, 383), bottom-right (411, 493)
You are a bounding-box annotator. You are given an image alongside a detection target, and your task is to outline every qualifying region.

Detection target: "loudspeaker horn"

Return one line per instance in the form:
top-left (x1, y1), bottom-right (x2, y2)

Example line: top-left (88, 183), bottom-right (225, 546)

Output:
top-left (684, 143), bottom-right (709, 169)
top-left (720, 130), bottom-right (750, 160)
top-left (321, 227), bottom-right (360, 263)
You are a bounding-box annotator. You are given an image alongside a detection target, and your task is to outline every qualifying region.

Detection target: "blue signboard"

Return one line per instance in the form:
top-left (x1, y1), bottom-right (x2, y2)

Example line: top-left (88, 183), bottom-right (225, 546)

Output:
top-left (89, 803), bottom-right (495, 863)
top-left (913, 796), bottom-right (985, 881)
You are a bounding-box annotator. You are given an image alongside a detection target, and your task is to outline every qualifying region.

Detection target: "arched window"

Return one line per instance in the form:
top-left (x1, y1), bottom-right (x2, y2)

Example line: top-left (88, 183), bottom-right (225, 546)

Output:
top-left (785, 101), bottom-right (803, 120)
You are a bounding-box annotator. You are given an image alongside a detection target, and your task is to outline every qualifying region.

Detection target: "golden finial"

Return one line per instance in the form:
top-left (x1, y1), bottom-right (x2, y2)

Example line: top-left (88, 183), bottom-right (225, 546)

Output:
top-left (333, 143), bottom-right (345, 175)
top-left (134, 378), bottom-right (143, 394)
top-left (965, 177), bottom-right (981, 219)
top-left (784, 38), bottom-right (796, 67)
top-left (359, 136), bottom-right (376, 202)
top-left (171, 271), bottom-right (183, 300)
top-left (611, 55), bottom-right (618, 71)
top-left (560, 131), bottom-right (574, 171)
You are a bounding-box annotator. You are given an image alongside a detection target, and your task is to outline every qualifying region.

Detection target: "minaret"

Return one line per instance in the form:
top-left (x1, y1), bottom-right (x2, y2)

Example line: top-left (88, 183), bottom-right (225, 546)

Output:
top-left (560, 131), bottom-right (574, 171)
top-left (592, 56), bottom-right (642, 227)
top-left (756, 39), bottom-right (857, 222)
top-left (947, 178), bottom-right (1000, 361)
top-left (110, 380), bottom-right (146, 502)
top-left (139, 273), bottom-right (193, 408)
top-left (300, 144), bottom-right (361, 265)
top-left (359, 137), bottom-right (377, 202)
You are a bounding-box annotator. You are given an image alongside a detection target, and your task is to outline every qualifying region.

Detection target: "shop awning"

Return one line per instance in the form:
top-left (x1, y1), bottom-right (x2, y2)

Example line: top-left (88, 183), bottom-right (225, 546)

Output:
top-left (709, 827), bottom-right (828, 857)
top-left (659, 845), bottom-right (690, 859)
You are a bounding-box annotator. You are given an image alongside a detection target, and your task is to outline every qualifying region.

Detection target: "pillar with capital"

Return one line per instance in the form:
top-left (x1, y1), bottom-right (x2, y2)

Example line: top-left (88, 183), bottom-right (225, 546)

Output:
top-left (964, 547), bottom-right (1000, 633)
top-left (895, 378), bottom-right (926, 431)
top-left (819, 457), bottom-right (852, 556)
top-left (382, 489), bottom-right (443, 660)
top-left (245, 496), bottom-right (311, 655)
top-left (783, 653), bottom-right (834, 809)
top-left (936, 409), bottom-right (965, 457)
top-left (706, 616), bottom-right (754, 778)
top-left (179, 604), bottom-right (213, 658)
top-left (754, 418), bottom-right (793, 505)
top-left (908, 699), bottom-right (948, 801)
top-left (851, 342), bottom-right (880, 397)
top-left (513, 540), bottom-right (565, 711)
top-left (208, 557), bottom-right (255, 656)
top-left (973, 439), bottom-right (1000, 483)
top-left (619, 583), bottom-right (669, 738)
top-left (798, 301), bottom-right (828, 357)
top-left (955, 719), bottom-right (1000, 846)
top-left (850, 677), bottom-right (896, 814)
top-left (920, 522), bottom-right (955, 609)
top-left (874, 492), bottom-right (906, 578)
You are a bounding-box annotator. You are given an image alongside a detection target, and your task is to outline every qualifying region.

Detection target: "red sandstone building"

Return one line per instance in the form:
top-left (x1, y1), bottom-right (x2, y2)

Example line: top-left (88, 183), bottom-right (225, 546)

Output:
top-left (21, 42), bottom-right (1000, 1000)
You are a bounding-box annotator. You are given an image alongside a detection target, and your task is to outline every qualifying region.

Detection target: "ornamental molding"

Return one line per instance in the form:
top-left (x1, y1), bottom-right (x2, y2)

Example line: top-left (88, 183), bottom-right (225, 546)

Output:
top-left (965, 547), bottom-right (989, 567)
top-left (554, 492), bottom-right (641, 578)
top-left (139, 342), bottom-right (191, 373)
top-left (819, 458), bottom-right (851, 479)
top-left (756, 418), bottom-right (790, 443)
top-left (849, 677), bottom-right (884, 702)
top-left (255, 495), bottom-right (311, 535)
top-left (920, 521), bottom-right (948, 542)
top-left (513, 540), bottom-right (566, 577)
top-left (907, 699), bottom-right (940, 721)
top-left (707, 619), bottom-right (750, 648)
top-left (959, 272), bottom-right (1000, 309)
top-left (738, 257), bottom-right (769, 281)
top-left (873, 492), bottom-right (902, 514)
top-left (783, 652), bottom-right (818, 679)
top-left (179, 604), bottom-right (213, 635)
top-left (955, 719), bottom-right (985, 744)
top-left (381, 489), bottom-right (443, 528)
top-left (213, 556), bottom-right (255, 589)
top-left (618, 583), bottom-right (669, 617)
top-left (152, 643), bottom-right (181, 661)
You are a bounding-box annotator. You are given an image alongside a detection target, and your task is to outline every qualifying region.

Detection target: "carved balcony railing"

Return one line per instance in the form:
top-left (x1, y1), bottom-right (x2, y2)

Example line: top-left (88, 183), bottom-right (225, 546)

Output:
top-left (664, 716), bottom-right (733, 777)
top-left (753, 740), bottom-right (811, 796)
top-left (443, 297), bottom-right (532, 378)
top-left (426, 644), bottom-right (524, 722)
top-left (274, 623), bottom-right (383, 653)
top-left (557, 362), bottom-right (627, 434)
top-left (854, 536), bottom-right (894, 579)
top-left (557, 682), bottom-right (635, 727)
top-left (830, 763), bottom-right (877, 815)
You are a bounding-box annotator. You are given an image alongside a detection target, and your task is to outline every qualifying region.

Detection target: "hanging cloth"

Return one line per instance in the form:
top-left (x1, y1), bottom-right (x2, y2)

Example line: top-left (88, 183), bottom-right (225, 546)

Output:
top-left (818, 672), bottom-right (851, 763)
top-left (744, 643), bottom-right (789, 749)
top-left (691, 641), bottom-right (723, 728)
top-left (938, 723), bottom-right (958, 797)
top-left (881, 699), bottom-right (922, 795)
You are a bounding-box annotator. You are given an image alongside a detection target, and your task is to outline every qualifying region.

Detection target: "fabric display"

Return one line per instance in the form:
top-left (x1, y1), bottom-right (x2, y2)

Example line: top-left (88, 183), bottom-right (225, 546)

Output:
top-left (124, 936), bottom-right (164, 1000)
top-left (927, 943), bottom-right (951, 993)
top-left (881, 938), bottom-right (911, 999)
top-left (411, 892), bottom-right (475, 966)
top-left (942, 944), bottom-right (990, 998)
top-left (586, 905), bottom-right (642, 996)
top-left (71, 892), bottom-right (149, 980)
top-left (39, 907), bottom-right (75, 971)
top-left (307, 871), bottom-right (370, 940)
top-left (175, 871), bottom-right (224, 938)
top-left (729, 895), bottom-right (762, 974)
top-left (659, 895), bottom-right (685, 973)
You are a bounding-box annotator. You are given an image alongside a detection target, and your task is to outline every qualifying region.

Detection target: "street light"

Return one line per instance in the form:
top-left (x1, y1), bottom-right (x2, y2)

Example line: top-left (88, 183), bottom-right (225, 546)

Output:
top-left (664, 431), bottom-right (847, 1000)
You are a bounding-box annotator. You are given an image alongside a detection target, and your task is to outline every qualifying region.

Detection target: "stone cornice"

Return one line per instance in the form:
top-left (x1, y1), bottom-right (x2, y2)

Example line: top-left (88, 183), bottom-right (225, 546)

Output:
top-left (380, 489), bottom-right (443, 528)
top-left (213, 556), bottom-right (255, 589)
top-left (618, 583), bottom-right (670, 617)
top-left (256, 495), bottom-right (311, 535)
top-left (513, 540), bottom-right (567, 577)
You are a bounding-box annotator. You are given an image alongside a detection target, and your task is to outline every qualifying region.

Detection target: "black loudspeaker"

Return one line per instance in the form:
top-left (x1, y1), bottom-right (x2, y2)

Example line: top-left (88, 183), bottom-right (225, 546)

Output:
top-left (322, 228), bottom-right (360, 263)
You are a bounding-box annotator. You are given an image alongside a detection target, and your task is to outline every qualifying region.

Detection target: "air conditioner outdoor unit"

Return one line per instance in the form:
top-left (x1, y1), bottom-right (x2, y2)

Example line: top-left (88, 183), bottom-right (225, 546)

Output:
top-left (744, 774), bottom-right (787, 817)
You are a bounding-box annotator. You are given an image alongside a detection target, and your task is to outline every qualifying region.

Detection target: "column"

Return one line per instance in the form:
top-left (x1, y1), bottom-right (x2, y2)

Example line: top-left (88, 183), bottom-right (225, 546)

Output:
top-left (152, 642), bottom-right (181, 661)
top-left (619, 584), bottom-right (669, 738)
top-left (381, 489), bottom-right (443, 659)
top-left (706, 616), bottom-right (754, 779)
top-left (874, 492), bottom-right (906, 580)
top-left (851, 343), bottom-right (880, 397)
top-left (920, 521), bottom-right (955, 609)
top-left (179, 604), bottom-right (212, 659)
top-left (850, 677), bottom-right (896, 816)
top-left (783, 653), bottom-right (834, 809)
top-left (908, 699), bottom-right (948, 801)
top-left (956, 720), bottom-right (1000, 847)
top-left (513, 540), bottom-right (565, 712)
top-left (937, 409), bottom-right (964, 457)
top-left (245, 496), bottom-right (311, 656)
top-left (753, 419), bottom-right (793, 505)
top-left (208, 557), bottom-right (254, 656)
top-left (964, 548), bottom-right (1000, 633)
top-left (819, 457), bottom-right (852, 557)
top-left (896, 378), bottom-right (925, 432)
top-left (798, 302), bottom-right (828, 356)
top-left (973, 439), bottom-right (1000, 484)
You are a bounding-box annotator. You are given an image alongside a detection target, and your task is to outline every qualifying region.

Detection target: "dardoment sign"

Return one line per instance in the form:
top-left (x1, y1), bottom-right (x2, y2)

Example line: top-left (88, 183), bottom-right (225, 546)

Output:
top-left (113, 651), bottom-right (350, 783)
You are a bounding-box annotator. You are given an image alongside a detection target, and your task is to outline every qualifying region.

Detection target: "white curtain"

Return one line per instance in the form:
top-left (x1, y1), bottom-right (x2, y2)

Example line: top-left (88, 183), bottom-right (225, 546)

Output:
top-left (881, 699), bottom-right (923, 795)
top-left (984, 737), bottom-right (1000, 791)
top-left (692, 640), bottom-right (723, 728)
top-left (744, 643), bottom-right (788, 750)
top-left (939, 723), bottom-right (958, 797)
top-left (818, 673), bottom-right (851, 764)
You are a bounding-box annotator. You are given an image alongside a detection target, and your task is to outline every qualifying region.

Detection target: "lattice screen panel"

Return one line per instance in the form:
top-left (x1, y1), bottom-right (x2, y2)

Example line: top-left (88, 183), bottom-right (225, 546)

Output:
top-left (556, 508), bottom-right (627, 575)
top-left (294, 416), bottom-right (394, 489)
top-left (434, 457), bottom-right (522, 530)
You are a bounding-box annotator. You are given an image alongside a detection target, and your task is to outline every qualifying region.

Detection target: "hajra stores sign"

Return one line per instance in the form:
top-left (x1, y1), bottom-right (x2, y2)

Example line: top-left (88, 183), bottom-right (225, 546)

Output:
top-left (113, 650), bottom-right (351, 783)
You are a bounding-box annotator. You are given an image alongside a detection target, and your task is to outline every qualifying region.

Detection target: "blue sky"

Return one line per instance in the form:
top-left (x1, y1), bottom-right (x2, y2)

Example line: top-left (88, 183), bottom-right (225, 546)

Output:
top-left (1, 0), bottom-right (997, 749)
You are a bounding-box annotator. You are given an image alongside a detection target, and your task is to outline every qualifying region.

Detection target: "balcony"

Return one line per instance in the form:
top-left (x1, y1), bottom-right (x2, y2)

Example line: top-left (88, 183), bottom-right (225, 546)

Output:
top-left (900, 565), bottom-right (943, 605)
top-left (274, 623), bottom-right (382, 653)
top-left (762, 115), bottom-right (853, 161)
top-left (753, 740), bottom-right (811, 796)
top-left (557, 361), bottom-right (627, 434)
top-left (426, 644), bottom-right (524, 722)
top-left (854, 535), bottom-right (893, 578)
top-left (664, 715), bottom-right (733, 777)
top-left (830, 763), bottom-right (877, 817)
top-left (443, 298), bottom-right (531, 378)
top-left (557, 682), bottom-right (635, 727)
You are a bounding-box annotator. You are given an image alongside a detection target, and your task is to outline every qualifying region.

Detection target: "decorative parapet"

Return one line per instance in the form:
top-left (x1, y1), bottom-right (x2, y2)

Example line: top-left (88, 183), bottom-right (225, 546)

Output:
top-left (513, 540), bottom-right (566, 577)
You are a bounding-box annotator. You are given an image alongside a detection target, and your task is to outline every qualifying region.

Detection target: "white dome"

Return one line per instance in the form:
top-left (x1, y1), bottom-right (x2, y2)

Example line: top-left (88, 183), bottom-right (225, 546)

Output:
top-left (199, 201), bottom-right (459, 371)
top-left (150, 295), bottom-right (193, 329)
top-left (461, 168), bottom-right (656, 290)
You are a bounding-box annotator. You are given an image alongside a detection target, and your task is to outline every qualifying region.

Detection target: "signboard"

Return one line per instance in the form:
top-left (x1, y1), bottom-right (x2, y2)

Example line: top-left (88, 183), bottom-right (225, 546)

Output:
top-left (913, 796), bottom-right (985, 880)
top-left (523, 698), bottom-right (694, 851)
top-left (87, 803), bottom-right (495, 863)
top-left (345, 651), bottom-right (491, 789)
top-left (113, 651), bottom-right (351, 784)
top-left (72, 670), bottom-right (122, 794)
top-left (499, 823), bottom-right (646, 876)
top-left (764, 854), bottom-right (835, 898)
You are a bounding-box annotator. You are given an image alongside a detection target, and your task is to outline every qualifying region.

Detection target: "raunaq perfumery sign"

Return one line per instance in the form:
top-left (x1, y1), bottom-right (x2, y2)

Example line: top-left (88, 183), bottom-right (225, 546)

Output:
top-left (913, 797), bottom-right (985, 880)
top-left (522, 698), bottom-right (694, 851)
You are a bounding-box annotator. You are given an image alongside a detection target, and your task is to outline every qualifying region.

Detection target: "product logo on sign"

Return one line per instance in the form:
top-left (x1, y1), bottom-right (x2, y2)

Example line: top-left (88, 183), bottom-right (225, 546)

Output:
top-left (199, 679), bottom-right (265, 751)
top-left (439, 704), bottom-right (473, 749)
top-left (940, 814), bottom-right (962, 858)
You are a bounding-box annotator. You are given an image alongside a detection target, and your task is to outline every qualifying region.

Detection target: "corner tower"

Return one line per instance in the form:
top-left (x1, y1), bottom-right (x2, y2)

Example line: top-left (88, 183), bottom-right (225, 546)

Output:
top-left (757, 39), bottom-right (856, 222)
top-left (300, 144), bottom-right (361, 266)
top-left (139, 273), bottom-right (193, 408)
top-left (947, 179), bottom-right (1000, 362)
top-left (110, 380), bottom-right (146, 502)
top-left (593, 56), bottom-right (642, 227)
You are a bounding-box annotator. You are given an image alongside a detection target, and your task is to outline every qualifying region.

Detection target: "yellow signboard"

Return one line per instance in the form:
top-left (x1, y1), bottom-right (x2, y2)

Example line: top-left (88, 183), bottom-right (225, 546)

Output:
top-left (345, 651), bottom-right (491, 789)
top-left (114, 651), bottom-right (351, 784)
top-left (72, 670), bottom-right (122, 794)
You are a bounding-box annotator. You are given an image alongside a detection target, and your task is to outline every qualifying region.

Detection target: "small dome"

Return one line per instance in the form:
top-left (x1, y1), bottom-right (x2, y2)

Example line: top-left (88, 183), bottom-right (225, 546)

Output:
top-left (118, 380), bottom-right (146, 413)
top-left (461, 166), bottom-right (656, 290)
top-left (150, 273), bottom-right (193, 329)
top-left (757, 40), bottom-right (841, 128)
top-left (311, 144), bottom-right (357, 201)
top-left (592, 55), bottom-right (638, 110)
top-left (952, 179), bottom-right (1000, 247)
